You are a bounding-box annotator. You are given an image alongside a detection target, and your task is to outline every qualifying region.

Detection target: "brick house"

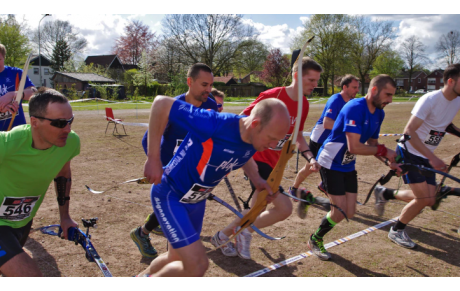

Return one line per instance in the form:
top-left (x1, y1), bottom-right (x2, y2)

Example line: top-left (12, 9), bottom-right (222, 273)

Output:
top-left (394, 71), bottom-right (427, 92)
top-left (426, 69), bottom-right (444, 91)
top-left (84, 55), bottom-right (139, 81)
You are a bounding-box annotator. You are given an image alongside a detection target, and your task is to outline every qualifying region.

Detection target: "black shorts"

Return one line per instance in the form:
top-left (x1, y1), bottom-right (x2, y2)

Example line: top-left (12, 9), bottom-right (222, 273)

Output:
top-left (309, 140), bottom-right (321, 159)
top-left (0, 220), bottom-right (32, 268)
top-left (320, 168), bottom-right (358, 196)
top-left (249, 161), bottom-right (273, 192)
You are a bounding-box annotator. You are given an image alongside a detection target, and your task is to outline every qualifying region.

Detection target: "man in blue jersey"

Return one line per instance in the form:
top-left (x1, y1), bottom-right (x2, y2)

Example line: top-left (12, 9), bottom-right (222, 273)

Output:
top-left (136, 97), bottom-right (290, 277)
top-left (290, 74), bottom-right (359, 217)
top-left (0, 44), bottom-right (37, 131)
top-left (308, 75), bottom-right (402, 261)
top-left (130, 63), bottom-right (218, 258)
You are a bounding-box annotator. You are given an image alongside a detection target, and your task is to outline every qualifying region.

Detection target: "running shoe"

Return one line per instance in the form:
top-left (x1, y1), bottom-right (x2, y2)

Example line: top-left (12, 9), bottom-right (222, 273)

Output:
top-left (388, 228), bottom-right (416, 249)
top-left (235, 227), bottom-right (252, 259)
top-left (211, 231), bottom-right (237, 257)
top-left (374, 186), bottom-right (388, 216)
top-left (297, 189), bottom-right (314, 219)
top-left (313, 196), bottom-right (331, 211)
top-left (130, 226), bottom-right (159, 258)
top-left (308, 235), bottom-right (331, 261)
top-left (289, 187), bottom-right (299, 203)
top-left (151, 225), bottom-right (163, 235)
top-left (431, 185), bottom-right (451, 211)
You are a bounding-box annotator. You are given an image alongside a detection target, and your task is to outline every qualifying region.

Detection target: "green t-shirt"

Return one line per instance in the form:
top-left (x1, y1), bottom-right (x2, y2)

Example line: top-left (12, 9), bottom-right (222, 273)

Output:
top-left (0, 124), bottom-right (80, 228)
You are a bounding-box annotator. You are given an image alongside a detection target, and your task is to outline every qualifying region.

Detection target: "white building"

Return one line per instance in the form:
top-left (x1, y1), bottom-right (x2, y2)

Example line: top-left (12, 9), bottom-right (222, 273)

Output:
top-left (27, 55), bottom-right (53, 88)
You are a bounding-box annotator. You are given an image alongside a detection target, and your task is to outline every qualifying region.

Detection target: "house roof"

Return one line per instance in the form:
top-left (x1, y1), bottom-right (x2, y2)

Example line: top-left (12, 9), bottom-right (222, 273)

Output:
top-left (214, 76), bottom-right (234, 84)
top-left (84, 55), bottom-right (118, 67)
top-left (30, 54), bottom-right (51, 66)
top-left (427, 69), bottom-right (444, 78)
top-left (396, 71), bottom-right (426, 79)
top-left (51, 72), bottom-right (115, 83)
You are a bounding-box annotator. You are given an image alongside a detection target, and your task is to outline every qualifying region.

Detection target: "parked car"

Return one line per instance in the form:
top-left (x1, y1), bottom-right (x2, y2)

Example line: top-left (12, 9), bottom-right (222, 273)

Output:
top-left (414, 89), bottom-right (427, 94)
top-left (406, 90), bottom-right (415, 94)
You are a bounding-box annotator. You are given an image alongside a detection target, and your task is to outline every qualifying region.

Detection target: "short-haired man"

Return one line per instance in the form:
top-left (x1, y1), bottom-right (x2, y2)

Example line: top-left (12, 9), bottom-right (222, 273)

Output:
top-left (0, 88), bottom-right (79, 276)
top-left (212, 57), bottom-right (328, 260)
top-left (211, 88), bottom-right (225, 112)
top-left (290, 74), bottom-right (360, 217)
top-left (130, 63), bottom-right (218, 258)
top-left (0, 44), bottom-right (36, 131)
top-left (308, 75), bottom-right (401, 260)
top-left (373, 64), bottom-right (460, 249)
top-left (137, 97), bottom-right (290, 276)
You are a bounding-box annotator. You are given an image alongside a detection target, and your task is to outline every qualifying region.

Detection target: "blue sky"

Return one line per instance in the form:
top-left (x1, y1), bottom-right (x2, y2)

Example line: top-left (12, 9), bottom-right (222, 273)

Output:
top-left (4, 1), bottom-right (460, 70)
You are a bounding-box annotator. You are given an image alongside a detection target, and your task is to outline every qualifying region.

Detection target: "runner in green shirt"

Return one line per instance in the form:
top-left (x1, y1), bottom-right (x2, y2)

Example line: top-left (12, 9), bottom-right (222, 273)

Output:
top-left (0, 88), bottom-right (80, 276)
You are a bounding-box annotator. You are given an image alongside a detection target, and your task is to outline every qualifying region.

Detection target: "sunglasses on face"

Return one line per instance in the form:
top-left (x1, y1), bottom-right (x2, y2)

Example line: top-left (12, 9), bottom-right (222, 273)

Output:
top-left (217, 104), bottom-right (223, 108)
top-left (33, 115), bottom-right (74, 128)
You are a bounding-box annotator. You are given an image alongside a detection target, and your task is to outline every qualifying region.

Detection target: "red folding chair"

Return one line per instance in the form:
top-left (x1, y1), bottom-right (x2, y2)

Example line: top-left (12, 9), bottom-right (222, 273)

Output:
top-left (105, 107), bottom-right (127, 135)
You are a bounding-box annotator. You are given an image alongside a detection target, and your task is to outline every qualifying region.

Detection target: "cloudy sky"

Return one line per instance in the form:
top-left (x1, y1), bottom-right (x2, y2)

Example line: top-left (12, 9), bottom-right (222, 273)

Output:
top-left (4, 1), bottom-right (459, 70)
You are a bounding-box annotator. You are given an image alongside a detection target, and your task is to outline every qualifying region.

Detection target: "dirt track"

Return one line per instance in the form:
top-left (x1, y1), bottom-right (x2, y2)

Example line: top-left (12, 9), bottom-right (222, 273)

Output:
top-left (24, 102), bottom-right (460, 277)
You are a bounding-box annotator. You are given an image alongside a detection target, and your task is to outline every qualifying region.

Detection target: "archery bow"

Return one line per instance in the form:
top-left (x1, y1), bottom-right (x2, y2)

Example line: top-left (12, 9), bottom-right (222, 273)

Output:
top-left (85, 177), bottom-right (149, 194)
top-left (6, 53), bottom-right (33, 131)
top-left (208, 194), bottom-right (285, 240)
top-left (40, 218), bottom-right (112, 277)
top-left (221, 36), bottom-right (315, 243)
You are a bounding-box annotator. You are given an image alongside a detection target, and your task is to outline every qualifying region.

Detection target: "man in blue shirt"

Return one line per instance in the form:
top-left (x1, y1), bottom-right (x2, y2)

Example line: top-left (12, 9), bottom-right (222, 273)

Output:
top-left (136, 97), bottom-right (290, 277)
top-left (290, 74), bottom-right (359, 217)
top-left (130, 63), bottom-right (218, 258)
top-left (308, 75), bottom-right (402, 261)
top-left (0, 44), bottom-right (36, 131)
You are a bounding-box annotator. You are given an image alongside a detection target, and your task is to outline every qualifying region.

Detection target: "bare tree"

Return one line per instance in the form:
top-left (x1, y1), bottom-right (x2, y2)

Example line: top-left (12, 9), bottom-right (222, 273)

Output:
top-left (292, 14), bottom-right (354, 95)
top-left (153, 36), bottom-right (189, 82)
top-left (233, 38), bottom-right (269, 76)
top-left (30, 20), bottom-right (87, 60)
top-left (436, 30), bottom-right (460, 66)
top-left (161, 14), bottom-right (256, 75)
top-left (349, 16), bottom-right (395, 95)
top-left (399, 35), bottom-right (430, 88)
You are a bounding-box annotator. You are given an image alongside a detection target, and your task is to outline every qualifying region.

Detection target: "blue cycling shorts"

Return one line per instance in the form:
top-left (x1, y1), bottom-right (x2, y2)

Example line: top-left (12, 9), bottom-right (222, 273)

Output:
top-left (150, 178), bottom-right (206, 249)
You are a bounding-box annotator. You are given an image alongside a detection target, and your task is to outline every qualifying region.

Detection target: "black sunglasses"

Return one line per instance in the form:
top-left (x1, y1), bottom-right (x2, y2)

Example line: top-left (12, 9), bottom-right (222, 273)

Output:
top-left (33, 115), bottom-right (74, 128)
top-left (217, 104), bottom-right (223, 108)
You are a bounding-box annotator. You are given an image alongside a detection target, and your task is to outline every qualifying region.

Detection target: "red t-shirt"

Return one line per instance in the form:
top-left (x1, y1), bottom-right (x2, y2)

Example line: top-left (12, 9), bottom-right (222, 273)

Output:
top-left (242, 87), bottom-right (309, 169)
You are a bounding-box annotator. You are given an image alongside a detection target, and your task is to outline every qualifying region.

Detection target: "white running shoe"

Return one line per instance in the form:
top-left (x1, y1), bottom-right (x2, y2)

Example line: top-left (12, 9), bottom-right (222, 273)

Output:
top-left (210, 231), bottom-right (237, 257)
top-left (235, 227), bottom-right (252, 259)
top-left (388, 228), bottom-right (416, 249)
top-left (374, 186), bottom-right (388, 217)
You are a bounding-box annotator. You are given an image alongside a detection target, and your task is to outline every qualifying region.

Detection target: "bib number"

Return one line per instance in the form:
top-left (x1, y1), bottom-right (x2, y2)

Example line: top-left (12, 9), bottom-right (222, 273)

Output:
top-left (180, 183), bottom-right (214, 204)
top-left (424, 130), bottom-right (445, 146)
top-left (342, 150), bottom-right (356, 165)
top-left (0, 196), bottom-right (39, 221)
top-left (271, 134), bottom-right (291, 151)
top-left (173, 139), bottom-right (184, 155)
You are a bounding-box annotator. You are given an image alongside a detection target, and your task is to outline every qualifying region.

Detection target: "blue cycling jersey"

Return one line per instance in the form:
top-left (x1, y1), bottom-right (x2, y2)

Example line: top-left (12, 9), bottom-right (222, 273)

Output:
top-left (162, 99), bottom-right (256, 201)
top-left (141, 93), bottom-right (217, 165)
top-left (317, 98), bottom-right (385, 172)
top-left (310, 93), bottom-right (347, 144)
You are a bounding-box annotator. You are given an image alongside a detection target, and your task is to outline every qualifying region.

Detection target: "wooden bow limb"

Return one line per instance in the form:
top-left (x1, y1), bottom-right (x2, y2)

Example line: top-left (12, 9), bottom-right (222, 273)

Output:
top-left (223, 137), bottom-right (296, 243)
top-left (7, 53), bottom-right (33, 131)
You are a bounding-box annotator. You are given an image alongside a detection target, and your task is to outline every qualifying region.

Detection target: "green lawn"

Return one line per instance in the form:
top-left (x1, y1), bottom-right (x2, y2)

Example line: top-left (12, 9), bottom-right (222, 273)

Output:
top-left (21, 95), bottom-right (419, 112)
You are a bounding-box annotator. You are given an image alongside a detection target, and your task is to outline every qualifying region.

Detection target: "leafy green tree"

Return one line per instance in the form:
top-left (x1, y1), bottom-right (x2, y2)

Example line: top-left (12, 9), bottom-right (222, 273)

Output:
top-left (292, 14), bottom-right (354, 96)
top-left (50, 39), bottom-right (72, 71)
top-left (0, 15), bottom-right (31, 67)
top-left (370, 50), bottom-right (404, 79)
top-left (233, 38), bottom-right (269, 76)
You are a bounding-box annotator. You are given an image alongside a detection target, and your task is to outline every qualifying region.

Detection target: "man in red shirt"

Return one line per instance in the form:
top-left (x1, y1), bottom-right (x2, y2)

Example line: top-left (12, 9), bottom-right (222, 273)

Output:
top-left (211, 57), bottom-right (327, 259)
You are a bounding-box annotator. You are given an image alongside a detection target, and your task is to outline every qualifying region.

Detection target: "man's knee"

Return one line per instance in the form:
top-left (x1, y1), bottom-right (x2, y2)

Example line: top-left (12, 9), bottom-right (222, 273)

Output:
top-left (0, 252), bottom-right (42, 277)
